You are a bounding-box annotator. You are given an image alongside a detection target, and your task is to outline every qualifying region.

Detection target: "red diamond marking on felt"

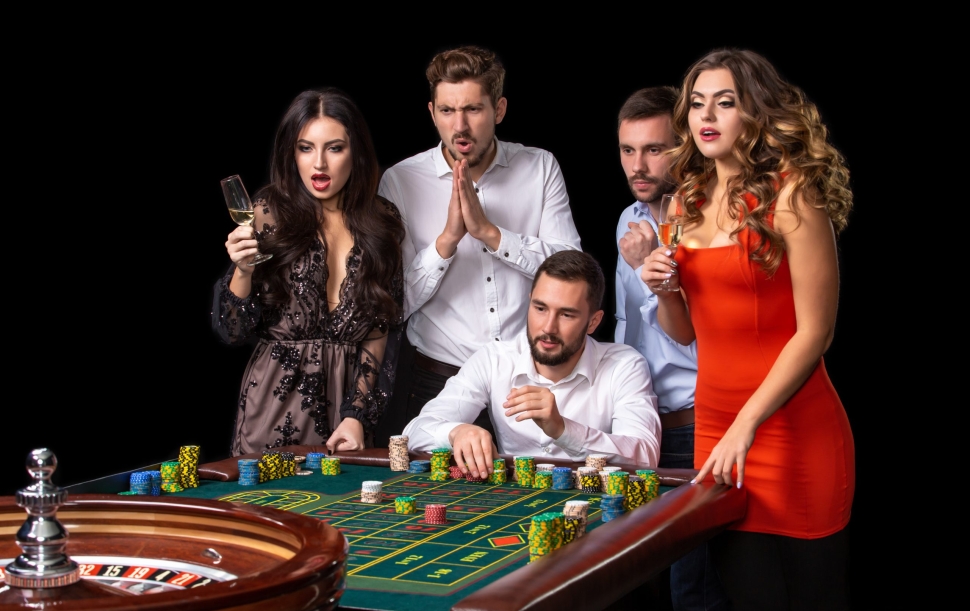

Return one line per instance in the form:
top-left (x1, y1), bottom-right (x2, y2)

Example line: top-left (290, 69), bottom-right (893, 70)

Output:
top-left (488, 535), bottom-right (525, 548)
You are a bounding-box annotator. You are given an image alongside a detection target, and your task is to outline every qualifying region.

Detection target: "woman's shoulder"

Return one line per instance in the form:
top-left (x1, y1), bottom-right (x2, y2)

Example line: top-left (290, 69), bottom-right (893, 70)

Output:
top-left (376, 195), bottom-right (402, 221)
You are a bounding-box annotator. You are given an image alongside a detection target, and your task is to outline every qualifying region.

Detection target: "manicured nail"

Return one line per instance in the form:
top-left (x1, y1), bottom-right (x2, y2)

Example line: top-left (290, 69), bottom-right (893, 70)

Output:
top-left (690, 479), bottom-right (696, 484)
top-left (669, 260), bottom-right (678, 267)
top-left (737, 482), bottom-right (742, 489)
top-left (664, 273), bottom-right (672, 278)
top-left (664, 249), bottom-right (672, 256)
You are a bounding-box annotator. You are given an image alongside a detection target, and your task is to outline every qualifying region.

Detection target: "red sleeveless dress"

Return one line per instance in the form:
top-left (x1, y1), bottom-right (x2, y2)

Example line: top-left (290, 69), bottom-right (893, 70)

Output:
top-left (676, 194), bottom-right (854, 538)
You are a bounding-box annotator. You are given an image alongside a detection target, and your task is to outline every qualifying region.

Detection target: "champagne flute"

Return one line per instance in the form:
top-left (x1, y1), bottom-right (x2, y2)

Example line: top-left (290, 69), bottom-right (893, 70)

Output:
top-left (657, 194), bottom-right (685, 291)
top-left (221, 174), bottom-right (272, 266)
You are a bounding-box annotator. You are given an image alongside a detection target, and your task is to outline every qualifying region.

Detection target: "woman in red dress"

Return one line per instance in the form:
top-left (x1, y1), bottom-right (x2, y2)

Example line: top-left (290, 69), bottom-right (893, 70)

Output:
top-left (645, 49), bottom-right (855, 609)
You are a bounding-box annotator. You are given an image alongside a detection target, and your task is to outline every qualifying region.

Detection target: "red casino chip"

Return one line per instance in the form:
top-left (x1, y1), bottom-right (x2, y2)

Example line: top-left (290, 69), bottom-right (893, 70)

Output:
top-left (449, 466), bottom-right (464, 479)
top-left (424, 504), bottom-right (448, 524)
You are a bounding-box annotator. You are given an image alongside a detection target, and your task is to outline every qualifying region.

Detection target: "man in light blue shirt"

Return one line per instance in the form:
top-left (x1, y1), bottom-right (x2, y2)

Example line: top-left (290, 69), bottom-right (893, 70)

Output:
top-left (614, 87), bottom-right (725, 611)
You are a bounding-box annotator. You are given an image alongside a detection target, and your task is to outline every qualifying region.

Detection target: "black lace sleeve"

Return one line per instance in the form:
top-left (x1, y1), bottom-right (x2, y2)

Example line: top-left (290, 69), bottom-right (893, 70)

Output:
top-left (210, 265), bottom-right (263, 346)
top-left (339, 201), bottom-right (405, 432)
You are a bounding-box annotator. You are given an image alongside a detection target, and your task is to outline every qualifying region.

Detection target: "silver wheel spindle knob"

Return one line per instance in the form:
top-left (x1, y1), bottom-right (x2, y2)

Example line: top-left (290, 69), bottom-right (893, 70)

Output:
top-left (4, 448), bottom-right (80, 588)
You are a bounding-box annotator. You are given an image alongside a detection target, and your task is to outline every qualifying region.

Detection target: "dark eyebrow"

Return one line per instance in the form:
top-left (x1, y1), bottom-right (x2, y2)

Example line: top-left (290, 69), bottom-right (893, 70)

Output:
top-left (691, 88), bottom-right (736, 98)
top-left (296, 138), bottom-right (347, 147)
top-left (619, 141), bottom-right (670, 150)
top-left (531, 298), bottom-right (581, 315)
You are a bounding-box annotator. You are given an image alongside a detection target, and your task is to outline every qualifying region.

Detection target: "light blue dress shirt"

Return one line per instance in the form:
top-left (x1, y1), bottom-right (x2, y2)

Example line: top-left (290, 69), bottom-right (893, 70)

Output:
top-left (614, 201), bottom-right (698, 414)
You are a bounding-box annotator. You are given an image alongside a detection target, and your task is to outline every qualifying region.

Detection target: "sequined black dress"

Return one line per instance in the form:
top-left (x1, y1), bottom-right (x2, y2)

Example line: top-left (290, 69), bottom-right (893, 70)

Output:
top-left (211, 199), bottom-right (403, 455)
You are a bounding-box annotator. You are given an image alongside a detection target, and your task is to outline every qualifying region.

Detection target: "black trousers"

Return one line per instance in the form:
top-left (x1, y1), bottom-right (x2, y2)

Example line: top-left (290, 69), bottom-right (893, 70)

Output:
top-left (373, 332), bottom-right (494, 447)
top-left (709, 527), bottom-right (850, 611)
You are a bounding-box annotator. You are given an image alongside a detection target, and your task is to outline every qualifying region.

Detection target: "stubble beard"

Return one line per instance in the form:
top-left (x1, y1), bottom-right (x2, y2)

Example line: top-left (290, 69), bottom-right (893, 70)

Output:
top-left (628, 173), bottom-right (677, 206)
top-left (446, 132), bottom-right (494, 168)
top-left (528, 333), bottom-right (584, 367)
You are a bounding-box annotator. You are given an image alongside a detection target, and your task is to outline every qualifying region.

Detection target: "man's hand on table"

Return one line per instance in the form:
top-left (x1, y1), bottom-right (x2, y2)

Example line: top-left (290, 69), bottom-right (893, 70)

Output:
top-left (448, 424), bottom-right (498, 479)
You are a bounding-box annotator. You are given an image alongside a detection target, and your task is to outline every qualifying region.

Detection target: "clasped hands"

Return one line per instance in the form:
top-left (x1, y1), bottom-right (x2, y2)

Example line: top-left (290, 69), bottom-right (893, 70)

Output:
top-left (448, 386), bottom-right (564, 479)
top-left (435, 159), bottom-right (501, 258)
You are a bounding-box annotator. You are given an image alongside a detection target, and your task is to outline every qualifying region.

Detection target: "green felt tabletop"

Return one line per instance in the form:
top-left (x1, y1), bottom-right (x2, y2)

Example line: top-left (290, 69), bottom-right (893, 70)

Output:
top-left (173, 463), bottom-right (671, 611)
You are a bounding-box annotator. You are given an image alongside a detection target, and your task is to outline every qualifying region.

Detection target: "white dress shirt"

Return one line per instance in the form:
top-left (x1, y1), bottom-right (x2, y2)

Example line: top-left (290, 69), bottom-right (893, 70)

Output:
top-left (402, 333), bottom-right (662, 467)
top-left (614, 201), bottom-right (698, 414)
top-left (378, 140), bottom-right (582, 367)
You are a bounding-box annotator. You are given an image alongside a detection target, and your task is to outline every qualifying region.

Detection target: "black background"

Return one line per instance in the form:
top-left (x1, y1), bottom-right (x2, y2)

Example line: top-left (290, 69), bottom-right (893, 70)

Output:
top-left (4, 29), bottom-right (887, 605)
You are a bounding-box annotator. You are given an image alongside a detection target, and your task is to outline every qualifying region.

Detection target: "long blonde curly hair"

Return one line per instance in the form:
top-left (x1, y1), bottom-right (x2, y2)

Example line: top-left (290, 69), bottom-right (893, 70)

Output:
top-left (669, 49), bottom-right (853, 274)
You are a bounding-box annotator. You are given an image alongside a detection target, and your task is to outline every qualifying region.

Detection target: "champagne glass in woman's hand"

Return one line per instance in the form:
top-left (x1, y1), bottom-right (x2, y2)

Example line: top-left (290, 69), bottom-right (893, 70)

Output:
top-left (657, 194), bottom-right (685, 291)
top-left (221, 174), bottom-right (272, 266)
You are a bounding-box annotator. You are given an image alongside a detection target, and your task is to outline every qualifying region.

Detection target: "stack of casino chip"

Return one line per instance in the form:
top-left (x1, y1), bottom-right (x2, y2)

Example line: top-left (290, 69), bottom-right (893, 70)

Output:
top-left (551, 467), bottom-right (573, 490)
top-left (178, 445), bottom-right (201, 489)
top-left (129, 471), bottom-right (152, 495)
top-left (148, 470), bottom-right (161, 496)
top-left (449, 465), bottom-right (465, 479)
top-left (424, 503), bottom-right (448, 524)
top-left (533, 471), bottom-right (552, 489)
top-left (488, 458), bottom-right (507, 484)
top-left (607, 471), bottom-right (630, 511)
top-left (563, 500), bottom-right (590, 540)
top-left (528, 512), bottom-right (564, 562)
top-left (602, 466), bottom-right (622, 474)
top-left (464, 468), bottom-right (488, 484)
top-left (579, 467), bottom-right (601, 493)
top-left (407, 459), bottom-right (430, 473)
top-left (636, 469), bottom-right (661, 501)
top-left (259, 451), bottom-right (284, 483)
top-left (321, 457), bottom-right (341, 475)
top-left (536, 463), bottom-right (554, 473)
top-left (514, 456), bottom-right (535, 487)
top-left (360, 480), bottom-right (383, 503)
top-left (598, 471), bottom-right (611, 491)
top-left (606, 471), bottom-right (629, 496)
top-left (395, 496), bottom-right (416, 514)
top-left (430, 448), bottom-right (451, 481)
top-left (626, 476), bottom-right (647, 510)
top-left (160, 461), bottom-right (183, 493)
top-left (585, 454), bottom-right (608, 471)
top-left (305, 452), bottom-right (325, 470)
top-left (281, 452), bottom-right (296, 477)
top-left (238, 459), bottom-right (259, 486)
top-left (389, 435), bottom-right (410, 471)
top-left (600, 494), bottom-right (627, 522)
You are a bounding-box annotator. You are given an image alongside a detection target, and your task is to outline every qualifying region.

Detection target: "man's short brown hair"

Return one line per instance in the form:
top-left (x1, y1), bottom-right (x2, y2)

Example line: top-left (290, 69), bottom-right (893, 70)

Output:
top-left (426, 46), bottom-right (505, 107)
top-left (531, 251), bottom-right (605, 312)
top-left (617, 86), bottom-right (678, 130)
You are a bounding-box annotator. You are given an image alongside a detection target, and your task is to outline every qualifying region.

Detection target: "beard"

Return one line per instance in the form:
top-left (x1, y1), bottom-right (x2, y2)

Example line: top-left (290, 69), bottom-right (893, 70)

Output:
top-left (528, 332), bottom-right (585, 367)
top-left (627, 172), bottom-right (677, 205)
top-left (445, 132), bottom-right (491, 168)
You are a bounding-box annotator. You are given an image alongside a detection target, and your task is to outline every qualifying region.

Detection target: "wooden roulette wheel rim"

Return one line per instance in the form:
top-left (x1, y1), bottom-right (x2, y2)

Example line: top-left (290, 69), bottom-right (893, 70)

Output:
top-left (0, 493), bottom-right (348, 610)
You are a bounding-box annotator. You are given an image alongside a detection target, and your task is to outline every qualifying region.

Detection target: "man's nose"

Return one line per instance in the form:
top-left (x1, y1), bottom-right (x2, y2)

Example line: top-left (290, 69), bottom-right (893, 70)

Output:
top-left (632, 152), bottom-right (646, 174)
top-left (454, 111), bottom-right (468, 132)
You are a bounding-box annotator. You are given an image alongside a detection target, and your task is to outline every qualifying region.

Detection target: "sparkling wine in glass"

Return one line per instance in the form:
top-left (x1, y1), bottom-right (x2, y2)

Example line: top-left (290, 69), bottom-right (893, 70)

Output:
top-left (221, 174), bottom-right (272, 266)
top-left (657, 194), bottom-right (685, 291)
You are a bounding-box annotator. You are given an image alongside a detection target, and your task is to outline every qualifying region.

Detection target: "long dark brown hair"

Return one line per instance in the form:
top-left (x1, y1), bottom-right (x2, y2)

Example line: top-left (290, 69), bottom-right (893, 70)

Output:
top-left (669, 49), bottom-right (853, 273)
top-left (253, 88), bottom-right (404, 322)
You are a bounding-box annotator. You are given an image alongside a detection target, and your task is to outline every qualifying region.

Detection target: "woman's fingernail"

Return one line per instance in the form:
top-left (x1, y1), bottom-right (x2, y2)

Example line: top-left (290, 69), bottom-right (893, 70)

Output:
top-left (690, 479), bottom-right (697, 484)
top-left (737, 482), bottom-right (742, 489)
top-left (670, 260), bottom-right (678, 267)
top-left (664, 250), bottom-right (672, 256)
top-left (664, 273), bottom-right (672, 278)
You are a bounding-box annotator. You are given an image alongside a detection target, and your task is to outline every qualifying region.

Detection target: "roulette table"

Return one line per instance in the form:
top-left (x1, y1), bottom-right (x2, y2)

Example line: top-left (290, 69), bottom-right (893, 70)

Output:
top-left (1, 448), bottom-right (745, 610)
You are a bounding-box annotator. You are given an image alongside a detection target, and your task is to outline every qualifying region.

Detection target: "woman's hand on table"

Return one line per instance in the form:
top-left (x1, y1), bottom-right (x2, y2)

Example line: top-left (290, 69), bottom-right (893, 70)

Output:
top-left (326, 417), bottom-right (365, 453)
top-left (691, 418), bottom-right (757, 488)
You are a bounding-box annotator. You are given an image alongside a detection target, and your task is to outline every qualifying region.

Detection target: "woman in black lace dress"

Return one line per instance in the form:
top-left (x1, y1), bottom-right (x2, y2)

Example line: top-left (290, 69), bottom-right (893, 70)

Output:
top-left (212, 88), bottom-right (404, 455)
